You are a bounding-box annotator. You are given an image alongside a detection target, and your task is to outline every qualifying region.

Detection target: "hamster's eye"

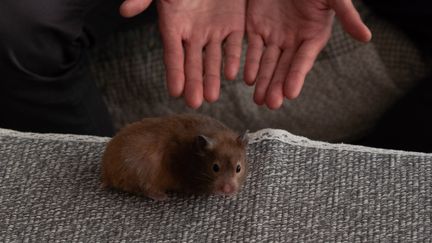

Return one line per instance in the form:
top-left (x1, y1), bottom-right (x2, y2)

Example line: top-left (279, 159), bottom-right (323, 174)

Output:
top-left (212, 164), bottom-right (220, 172)
top-left (236, 164), bottom-right (241, 173)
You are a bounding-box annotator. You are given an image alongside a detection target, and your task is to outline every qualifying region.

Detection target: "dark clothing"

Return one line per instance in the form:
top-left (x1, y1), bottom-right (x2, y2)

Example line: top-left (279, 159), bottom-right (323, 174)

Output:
top-left (0, 0), bottom-right (155, 136)
top-left (357, 75), bottom-right (432, 152)
top-left (358, 0), bottom-right (432, 152)
top-left (363, 0), bottom-right (432, 56)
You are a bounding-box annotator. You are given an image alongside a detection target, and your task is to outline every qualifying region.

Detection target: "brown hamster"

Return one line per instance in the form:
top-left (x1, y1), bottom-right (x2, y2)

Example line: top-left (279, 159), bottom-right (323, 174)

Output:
top-left (101, 114), bottom-right (248, 200)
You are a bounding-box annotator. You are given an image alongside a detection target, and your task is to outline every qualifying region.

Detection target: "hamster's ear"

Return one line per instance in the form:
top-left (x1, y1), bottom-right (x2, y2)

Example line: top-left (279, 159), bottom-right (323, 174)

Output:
top-left (237, 130), bottom-right (249, 145)
top-left (196, 135), bottom-right (214, 151)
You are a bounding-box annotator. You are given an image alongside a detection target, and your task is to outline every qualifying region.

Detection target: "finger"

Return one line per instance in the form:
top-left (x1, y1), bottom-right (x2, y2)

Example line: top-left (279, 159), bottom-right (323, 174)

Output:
top-left (184, 42), bottom-right (204, 109)
top-left (330, 0), bottom-right (372, 42)
top-left (265, 49), bottom-right (295, 109)
top-left (223, 31), bottom-right (244, 81)
top-left (161, 33), bottom-right (185, 97)
top-left (253, 45), bottom-right (281, 105)
top-left (284, 40), bottom-right (325, 99)
top-left (204, 41), bottom-right (222, 103)
top-left (244, 33), bottom-right (264, 85)
top-left (120, 0), bottom-right (152, 18)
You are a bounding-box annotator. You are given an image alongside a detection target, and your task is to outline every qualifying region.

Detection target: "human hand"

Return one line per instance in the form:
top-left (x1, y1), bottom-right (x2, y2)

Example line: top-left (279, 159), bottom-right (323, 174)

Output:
top-left (245, 0), bottom-right (372, 109)
top-left (157, 0), bottom-right (246, 109)
top-left (119, 0), bottom-right (153, 17)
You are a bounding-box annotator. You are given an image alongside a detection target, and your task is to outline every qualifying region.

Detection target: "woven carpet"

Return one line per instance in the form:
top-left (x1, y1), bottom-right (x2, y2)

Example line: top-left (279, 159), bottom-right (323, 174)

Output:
top-left (1, 128), bottom-right (431, 242)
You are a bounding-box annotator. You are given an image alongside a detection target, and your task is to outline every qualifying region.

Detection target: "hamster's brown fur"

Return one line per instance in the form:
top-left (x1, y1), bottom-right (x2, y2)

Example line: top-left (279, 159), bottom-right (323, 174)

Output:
top-left (101, 114), bottom-right (248, 200)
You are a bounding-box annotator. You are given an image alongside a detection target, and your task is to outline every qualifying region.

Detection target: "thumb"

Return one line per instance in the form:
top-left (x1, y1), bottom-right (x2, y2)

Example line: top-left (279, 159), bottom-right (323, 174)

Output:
top-left (120, 0), bottom-right (153, 18)
top-left (330, 0), bottom-right (372, 42)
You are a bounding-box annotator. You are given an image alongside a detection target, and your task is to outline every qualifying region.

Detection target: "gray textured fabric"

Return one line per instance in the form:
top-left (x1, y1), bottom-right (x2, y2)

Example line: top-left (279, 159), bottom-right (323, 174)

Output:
top-left (1, 128), bottom-right (431, 242)
top-left (89, 1), bottom-right (430, 142)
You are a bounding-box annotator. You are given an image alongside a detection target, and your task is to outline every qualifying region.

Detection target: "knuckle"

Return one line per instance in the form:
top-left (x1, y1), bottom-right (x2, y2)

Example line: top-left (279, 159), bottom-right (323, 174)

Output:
top-left (224, 41), bottom-right (242, 52)
top-left (186, 78), bottom-right (203, 85)
top-left (246, 57), bottom-right (261, 64)
top-left (225, 53), bottom-right (241, 60)
top-left (204, 73), bottom-right (220, 80)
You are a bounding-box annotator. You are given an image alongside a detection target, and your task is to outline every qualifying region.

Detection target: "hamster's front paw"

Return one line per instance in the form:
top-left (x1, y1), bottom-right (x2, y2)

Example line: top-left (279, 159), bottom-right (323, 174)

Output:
top-left (146, 190), bottom-right (168, 201)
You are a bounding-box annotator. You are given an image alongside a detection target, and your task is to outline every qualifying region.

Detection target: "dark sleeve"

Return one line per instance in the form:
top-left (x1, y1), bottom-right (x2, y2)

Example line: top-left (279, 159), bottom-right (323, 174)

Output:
top-left (362, 0), bottom-right (432, 57)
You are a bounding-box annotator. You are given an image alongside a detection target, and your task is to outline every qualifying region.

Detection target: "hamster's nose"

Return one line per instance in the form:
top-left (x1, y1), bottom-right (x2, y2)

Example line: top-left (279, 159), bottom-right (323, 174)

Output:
top-left (222, 184), bottom-right (234, 194)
